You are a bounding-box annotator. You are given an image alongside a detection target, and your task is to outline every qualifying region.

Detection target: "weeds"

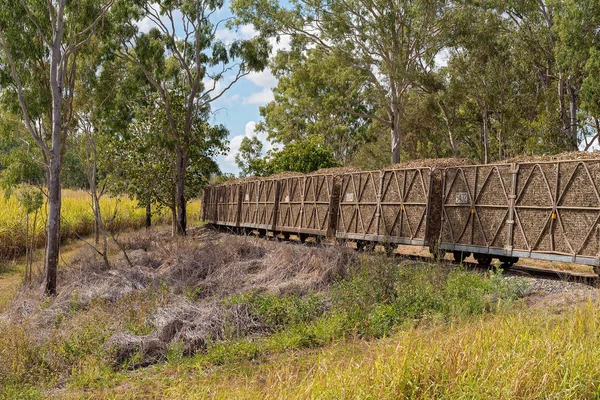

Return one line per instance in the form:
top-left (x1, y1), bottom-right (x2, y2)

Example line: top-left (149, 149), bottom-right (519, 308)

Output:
top-left (0, 230), bottom-right (533, 399)
top-left (226, 292), bottom-right (326, 332)
top-left (329, 256), bottom-right (525, 338)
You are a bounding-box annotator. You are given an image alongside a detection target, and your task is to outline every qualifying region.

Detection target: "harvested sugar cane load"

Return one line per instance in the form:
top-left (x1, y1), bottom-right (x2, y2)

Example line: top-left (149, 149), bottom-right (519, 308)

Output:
top-left (201, 153), bottom-right (600, 275)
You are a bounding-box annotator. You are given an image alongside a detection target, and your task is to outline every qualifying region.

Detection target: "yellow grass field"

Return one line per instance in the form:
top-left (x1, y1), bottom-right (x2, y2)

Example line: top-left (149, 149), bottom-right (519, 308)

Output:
top-left (0, 189), bottom-right (201, 260)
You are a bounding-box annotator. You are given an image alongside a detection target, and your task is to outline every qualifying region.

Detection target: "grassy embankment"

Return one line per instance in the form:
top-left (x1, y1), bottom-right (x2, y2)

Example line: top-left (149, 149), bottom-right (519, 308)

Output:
top-left (0, 228), bottom-right (598, 399)
top-left (0, 189), bottom-right (201, 261)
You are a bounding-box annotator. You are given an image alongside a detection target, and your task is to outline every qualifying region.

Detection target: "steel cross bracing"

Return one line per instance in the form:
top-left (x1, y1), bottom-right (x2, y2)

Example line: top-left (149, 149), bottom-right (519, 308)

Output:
top-left (442, 165), bottom-right (511, 248)
top-left (513, 161), bottom-right (600, 258)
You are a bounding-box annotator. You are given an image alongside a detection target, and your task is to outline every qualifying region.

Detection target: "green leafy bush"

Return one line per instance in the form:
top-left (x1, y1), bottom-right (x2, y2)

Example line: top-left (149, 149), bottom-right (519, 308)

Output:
top-left (226, 291), bottom-right (326, 331)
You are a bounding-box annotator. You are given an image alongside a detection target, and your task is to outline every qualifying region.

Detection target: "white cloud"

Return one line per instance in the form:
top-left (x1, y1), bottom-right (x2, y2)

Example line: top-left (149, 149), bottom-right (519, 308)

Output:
top-left (136, 17), bottom-right (155, 33)
top-left (245, 69), bottom-right (278, 89)
top-left (215, 24), bottom-right (258, 44)
top-left (240, 24), bottom-right (258, 38)
top-left (243, 88), bottom-right (274, 105)
top-left (203, 77), bottom-right (222, 94)
top-left (222, 94), bottom-right (240, 105)
top-left (434, 48), bottom-right (450, 69)
top-left (269, 34), bottom-right (292, 54)
top-left (203, 74), bottom-right (238, 99)
top-left (224, 135), bottom-right (246, 163)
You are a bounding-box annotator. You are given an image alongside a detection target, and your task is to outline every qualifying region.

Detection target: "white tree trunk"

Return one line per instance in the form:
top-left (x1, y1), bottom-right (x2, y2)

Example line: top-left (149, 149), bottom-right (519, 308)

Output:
top-left (45, 2), bottom-right (66, 295)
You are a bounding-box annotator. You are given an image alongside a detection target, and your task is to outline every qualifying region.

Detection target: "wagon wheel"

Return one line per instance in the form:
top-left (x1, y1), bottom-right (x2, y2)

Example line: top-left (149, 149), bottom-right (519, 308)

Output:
top-left (356, 241), bottom-right (374, 252)
top-left (474, 253), bottom-right (493, 267)
top-left (452, 251), bottom-right (471, 263)
top-left (498, 256), bottom-right (518, 268)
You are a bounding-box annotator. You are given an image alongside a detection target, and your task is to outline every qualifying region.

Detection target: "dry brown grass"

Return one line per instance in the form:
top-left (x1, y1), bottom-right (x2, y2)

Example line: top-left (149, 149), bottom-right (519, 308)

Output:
top-left (1, 227), bottom-right (356, 373)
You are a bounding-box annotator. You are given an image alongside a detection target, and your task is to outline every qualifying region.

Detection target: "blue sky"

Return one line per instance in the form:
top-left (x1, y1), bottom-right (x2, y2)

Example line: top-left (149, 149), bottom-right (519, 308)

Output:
top-left (207, 25), bottom-right (288, 176)
top-left (136, 2), bottom-right (288, 176)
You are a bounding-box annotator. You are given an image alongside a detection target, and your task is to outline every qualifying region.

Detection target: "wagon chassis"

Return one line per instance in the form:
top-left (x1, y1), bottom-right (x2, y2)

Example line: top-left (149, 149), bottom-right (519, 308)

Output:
top-left (203, 158), bottom-right (600, 275)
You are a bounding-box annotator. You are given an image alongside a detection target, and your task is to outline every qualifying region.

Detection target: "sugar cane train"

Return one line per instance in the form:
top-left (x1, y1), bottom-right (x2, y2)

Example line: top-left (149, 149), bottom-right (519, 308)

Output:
top-left (202, 156), bottom-right (600, 275)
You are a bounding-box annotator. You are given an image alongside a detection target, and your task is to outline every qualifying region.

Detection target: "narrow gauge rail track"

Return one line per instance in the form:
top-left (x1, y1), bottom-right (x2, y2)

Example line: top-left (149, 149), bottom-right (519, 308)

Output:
top-left (210, 226), bottom-right (599, 287)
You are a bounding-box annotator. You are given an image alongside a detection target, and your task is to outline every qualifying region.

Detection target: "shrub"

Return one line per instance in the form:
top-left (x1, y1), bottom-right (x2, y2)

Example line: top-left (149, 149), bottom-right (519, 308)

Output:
top-left (226, 291), bottom-right (326, 332)
top-left (331, 257), bottom-right (526, 338)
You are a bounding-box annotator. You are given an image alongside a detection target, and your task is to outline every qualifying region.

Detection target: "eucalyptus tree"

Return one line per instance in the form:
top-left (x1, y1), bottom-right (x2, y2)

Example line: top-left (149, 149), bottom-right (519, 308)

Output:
top-left (113, 0), bottom-right (270, 235)
top-left (234, 0), bottom-right (447, 163)
top-left (235, 134), bottom-right (337, 176)
top-left (499, 0), bottom-right (592, 150)
top-left (95, 58), bottom-right (227, 234)
top-left (236, 136), bottom-right (267, 177)
top-left (0, 110), bottom-right (45, 191)
top-left (553, 0), bottom-right (600, 149)
top-left (257, 49), bottom-right (375, 164)
top-left (0, 0), bottom-right (114, 295)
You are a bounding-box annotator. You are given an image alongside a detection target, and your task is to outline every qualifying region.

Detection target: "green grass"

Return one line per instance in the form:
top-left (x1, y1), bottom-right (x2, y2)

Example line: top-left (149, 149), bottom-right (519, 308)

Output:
top-left (1, 240), bottom-right (597, 399)
top-left (0, 253), bottom-right (535, 399)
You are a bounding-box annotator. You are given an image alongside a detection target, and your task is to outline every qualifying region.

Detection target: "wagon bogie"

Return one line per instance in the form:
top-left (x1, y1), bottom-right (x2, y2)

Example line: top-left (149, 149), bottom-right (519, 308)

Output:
top-left (498, 256), bottom-right (519, 267)
top-left (473, 253), bottom-right (493, 267)
top-left (452, 250), bottom-right (471, 263)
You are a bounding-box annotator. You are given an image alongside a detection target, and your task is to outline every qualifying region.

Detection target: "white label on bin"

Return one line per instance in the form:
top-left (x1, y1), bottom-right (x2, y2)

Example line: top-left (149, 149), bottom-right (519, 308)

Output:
top-left (245, 193), bottom-right (249, 201)
top-left (284, 195), bottom-right (290, 202)
top-left (345, 193), bottom-right (354, 202)
top-left (455, 192), bottom-right (469, 204)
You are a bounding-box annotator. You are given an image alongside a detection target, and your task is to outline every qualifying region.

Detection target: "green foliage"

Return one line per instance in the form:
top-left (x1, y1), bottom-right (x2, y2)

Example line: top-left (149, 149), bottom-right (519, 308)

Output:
top-left (0, 112), bottom-right (45, 193)
top-left (224, 256), bottom-right (525, 348)
top-left (205, 339), bottom-right (263, 366)
top-left (100, 87), bottom-right (227, 210)
top-left (330, 257), bottom-right (525, 338)
top-left (61, 150), bottom-right (89, 190)
top-left (235, 135), bottom-right (338, 177)
top-left (16, 186), bottom-right (43, 214)
top-left (210, 173), bottom-right (236, 184)
top-left (227, 292), bottom-right (325, 332)
top-left (235, 136), bottom-right (268, 177)
top-left (267, 136), bottom-right (338, 174)
top-left (233, 0), bottom-right (600, 164)
top-left (258, 49), bottom-right (376, 164)
top-left (103, 0), bottom-right (271, 229)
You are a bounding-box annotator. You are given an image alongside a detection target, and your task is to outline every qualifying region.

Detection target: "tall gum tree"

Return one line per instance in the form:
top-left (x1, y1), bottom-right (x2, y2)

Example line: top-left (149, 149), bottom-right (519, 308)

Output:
top-left (0, 0), bottom-right (114, 295)
top-left (257, 49), bottom-right (375, 165)
top-left (113, 0), bottom-right (269, 235)
top-left (233, 0), bottom-right (447, 163)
